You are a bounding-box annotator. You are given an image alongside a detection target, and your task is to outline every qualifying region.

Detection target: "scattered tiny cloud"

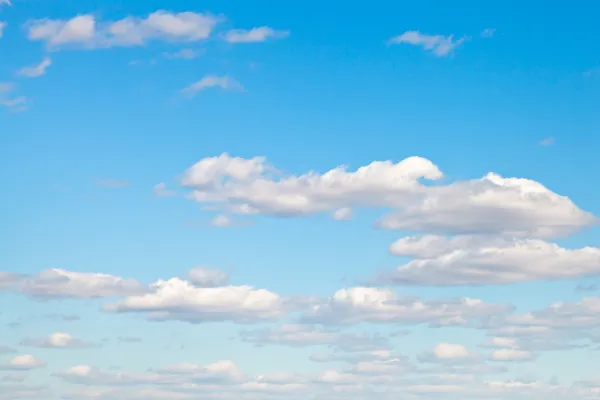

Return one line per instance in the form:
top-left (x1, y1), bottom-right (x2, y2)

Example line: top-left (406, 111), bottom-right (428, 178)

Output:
top-left (481, 28), bottom-right (496, 38)
top-left (163, 48), bottom-right (202, 60)
top-left (388, 31), bottom-right (467, 57)
top-left (0, 355), bottom-right (45, 370)
top-left (128, 58), bottom-right (157, 67)
top-left (575, 283), bottom-right (598, 292)
top-left (181, 75), bottom-right (244, 96)
top-left (211, 214), bottom-right (234, 228)
top-left (153, 183), bottom-right (175, 197)
top-left (539, 137), bottom-right (555, 146)
top-left (0, 83), bottom-right (28, 112)
top-left (0, 21), bottom-right (6, 38)
top-left (21, 332), bottom-right (96, 349)
top-left (223, 26), bottom-right (289, 43)
top-left (17, 57), bottom-right (52, 78)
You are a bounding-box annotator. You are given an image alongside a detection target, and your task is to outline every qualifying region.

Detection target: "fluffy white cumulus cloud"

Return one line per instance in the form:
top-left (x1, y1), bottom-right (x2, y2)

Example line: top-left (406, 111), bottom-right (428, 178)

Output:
top-left (480, 296), bottom-right (600, 352)
top-left (13, 268), bottom-right (146, 299)
top-left (103, 275), bottom-right (291, 323)
top-left (387, 31), bottom-right (467, 56)
top-left (177, 154), bottom-right (595, 238)
top-left (300, 286), bottom-right (510, 326)
top-left (0, 355), bottom-right (45, 371)
top-left (21, 332), bottom-right (96, 349)
top-left (26, 11), bottom-right (220, 49)
top-left (385, 235), bottom-right (600, 285)
top-left (223, 26), bottom-right (289, 43)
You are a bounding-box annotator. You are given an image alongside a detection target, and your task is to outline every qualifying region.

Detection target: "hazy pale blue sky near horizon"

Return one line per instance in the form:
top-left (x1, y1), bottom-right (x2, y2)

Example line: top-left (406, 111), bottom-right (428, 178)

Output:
top-left (1, 0), bottom-right (600, 399)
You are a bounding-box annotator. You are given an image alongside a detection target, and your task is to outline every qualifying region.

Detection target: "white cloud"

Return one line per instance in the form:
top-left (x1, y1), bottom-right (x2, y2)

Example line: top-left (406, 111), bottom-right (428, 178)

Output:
top-left (0, 346), bottom-right (15, 354)
top-left (540, 137), bottom-right (556, 146)
top-left (211, 214), bottom-right (234, 227)
top-left (0, 384), bottom-right (51, 400)
top-left (0, 21), bottom-right (6, 38)
top-left (481, 28), bottom-right (496, 38)
top-left (388, 31), bottom-right (466, 56)
top-left (301, 287), bottom-right (510, 326)
top-left (490, 348), bottom-right (535, 362)
top-left (26, 11), bottom-right (220, 49)
top-left (178, 154), bottom-right (595, 238)
top-left (17, 57), bottom-right (52, 78)
top-left (223, 27), bottom-right (289, 43)
top-left (481, 337), bottom-right (519, 349)
top-left (0, 82), bottom-right (13, 92)
top-left (332, 207), bottom-right (352, 221)
top-left (153, 182), bottom-right (175, 197)
top-left (0, 272), bottom-right (21, 289)
top-left (56, 360), bottom-right (245, 387)
top-left (187, 267), bottom-right (229, 287)
top-left (432, 343), bottom-right (472, 360)
top-left (102, 274), bottom-right (294, 324)
top-left (418, 343), bottom-right (478, 364)
top-left (14, 268), bottom-right (146, 299)
top-left (21, 332), bottom-right (96, 349)
top-left (1, 373), bottom-right (26, 383)
top-left (0, 0), bottom-right (11, 7)
top-left (0, 83), bottom-right (28, 112)
top-left (0, 355), bottom-right (45, 371)
top-left (163, 48), bottom-right (201, 59)
top-left (181, 75), bottom-right (244, 96)
top-left (240, 324), bottom-right (391, 353)
top-left (385, 235), bottom-right (600, 285)
top-left (480, 296), bottom-right (600, 353)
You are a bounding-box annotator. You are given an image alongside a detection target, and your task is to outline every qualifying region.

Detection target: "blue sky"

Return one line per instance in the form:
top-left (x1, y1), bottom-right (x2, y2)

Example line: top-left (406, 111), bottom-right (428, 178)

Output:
top-left (1, 0), bottom-right (600, 399)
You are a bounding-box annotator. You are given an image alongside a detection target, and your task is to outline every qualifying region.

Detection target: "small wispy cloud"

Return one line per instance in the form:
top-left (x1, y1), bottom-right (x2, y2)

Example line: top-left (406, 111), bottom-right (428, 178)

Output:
top-left (97, 179), bottom-right (130, 188)
top-left (576, 283), bottom-right (598, 292)
top-left (163, 48), bottom-right (202, 60)
top-left (388, 31), bottom-right (467, 57)
top-left (0, 22), bottom-right (6, 38)
top-left (0, 0), bottom-right (12, 7)
top-left (539, 137), bottom-right (555, 146)
top-left (0, 83), bottom-right (28, 112)
top-left (210, 214), bottom-right (251, 228)
top-left (128, 58), bottom-right (157, 67)
top-left (223, 26), bottom-right (289, 43)
top-left (481, 28), bottom-right (496, 38)
top-left (181, 75), bottom-right (244, 97)
top-left (17, 57), bottom-right (52, 78)
top-left (153, 183), bottom-right (174, 197)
